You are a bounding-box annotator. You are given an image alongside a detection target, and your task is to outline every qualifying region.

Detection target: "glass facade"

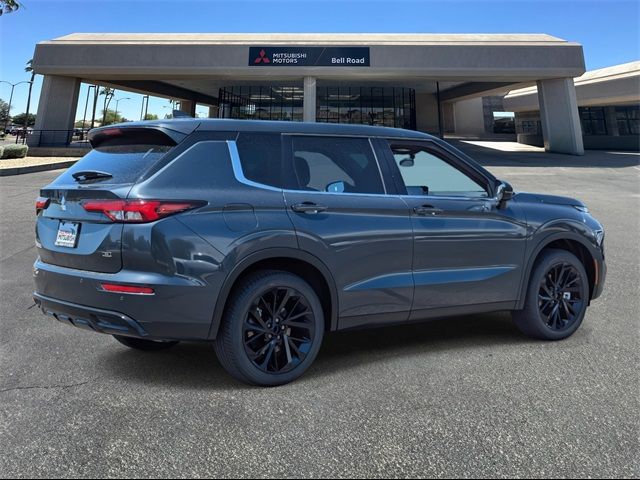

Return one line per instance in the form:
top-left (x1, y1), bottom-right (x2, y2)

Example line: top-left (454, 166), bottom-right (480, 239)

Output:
top-left (615, 106), bottom-right (639, 135)
top-left (218, 86), bottom-right (304, 122)
top-left (579, 107), bottom-right (607, 135)
top-left (315, 86), bottom-right (416, 129)
top-left (218, 85), bottom-right (416, 129)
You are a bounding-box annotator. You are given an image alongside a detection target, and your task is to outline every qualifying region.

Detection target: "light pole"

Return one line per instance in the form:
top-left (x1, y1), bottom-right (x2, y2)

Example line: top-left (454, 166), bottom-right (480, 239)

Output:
top-left (140, 95), bottom-right (149, 121)
top-left (1, 80), bottom-right (32, 133)
top-left (82, 85), bottom-right (96, 133)
top-left (113, 97), bottom-right (130, 125)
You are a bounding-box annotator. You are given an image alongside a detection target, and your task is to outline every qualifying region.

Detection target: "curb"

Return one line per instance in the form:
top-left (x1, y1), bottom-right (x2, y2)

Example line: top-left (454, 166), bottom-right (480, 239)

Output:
top-left (0, 160), bottom-right (77, 177)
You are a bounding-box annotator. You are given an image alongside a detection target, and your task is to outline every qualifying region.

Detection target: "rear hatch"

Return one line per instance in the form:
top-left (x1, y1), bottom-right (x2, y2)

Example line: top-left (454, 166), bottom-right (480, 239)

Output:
top-left (36, 125), bottom-right (191, 273)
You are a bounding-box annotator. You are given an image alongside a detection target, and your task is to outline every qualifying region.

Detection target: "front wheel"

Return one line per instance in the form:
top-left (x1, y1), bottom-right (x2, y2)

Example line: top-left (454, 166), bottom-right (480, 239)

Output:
top-left (214, 270), bottom-right (325, 387)
top-left (512, 249), bottom-right (590, 340)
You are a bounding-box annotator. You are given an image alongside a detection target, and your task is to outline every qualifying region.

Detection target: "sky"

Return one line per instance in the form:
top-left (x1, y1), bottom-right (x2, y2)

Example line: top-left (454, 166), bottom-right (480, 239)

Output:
top-left (0, 0), bottom-right (638, 124)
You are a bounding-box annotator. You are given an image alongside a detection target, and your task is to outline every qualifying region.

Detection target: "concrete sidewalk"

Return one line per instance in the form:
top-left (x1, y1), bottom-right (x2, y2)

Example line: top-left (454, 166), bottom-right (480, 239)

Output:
top-left (0, 156), bottom-right (79, 176)
top-left (452, 139), bottom-right (640, 169)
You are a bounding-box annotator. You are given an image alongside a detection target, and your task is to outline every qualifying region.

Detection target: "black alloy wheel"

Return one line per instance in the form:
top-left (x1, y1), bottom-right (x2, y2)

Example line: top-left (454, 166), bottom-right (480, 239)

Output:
top-left (214, 270), bottom-right (324, 386)
top-left (537, 262), bottom-right (585, 332)
top-left (512, 249), bottom-right (589, 341)
top-left (243, 286), bottom-right (316, 374)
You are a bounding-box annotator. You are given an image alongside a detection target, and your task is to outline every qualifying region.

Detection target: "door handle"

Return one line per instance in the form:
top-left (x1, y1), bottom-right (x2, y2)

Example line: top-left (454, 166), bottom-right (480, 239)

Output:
top-left (291, 202), bottom-right (328, 214)
top-left (413, 205), bottom-right (443, 216)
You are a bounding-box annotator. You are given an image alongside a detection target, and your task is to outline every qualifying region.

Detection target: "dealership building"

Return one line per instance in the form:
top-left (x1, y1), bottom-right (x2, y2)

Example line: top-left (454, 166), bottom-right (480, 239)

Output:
top-left (31, 33), bottom-right (592, 154)
top-left (504, 61), bottom-right (640, 151)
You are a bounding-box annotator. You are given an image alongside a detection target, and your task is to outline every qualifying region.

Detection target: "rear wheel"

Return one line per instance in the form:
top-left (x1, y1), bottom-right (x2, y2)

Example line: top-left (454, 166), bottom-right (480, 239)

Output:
top-left (512, 249), bottom-right (589, 340)
top-left (214, 270), bottom-right (324, 387)
top-left (113, 335), bottom-right (179, 351)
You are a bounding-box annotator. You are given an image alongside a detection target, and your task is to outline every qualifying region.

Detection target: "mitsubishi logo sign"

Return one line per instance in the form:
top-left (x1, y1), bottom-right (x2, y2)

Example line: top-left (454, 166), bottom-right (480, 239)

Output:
top-left (254, 49), bottom-right (271, 64)
top-left (249, 46), bottom-right (370, 67)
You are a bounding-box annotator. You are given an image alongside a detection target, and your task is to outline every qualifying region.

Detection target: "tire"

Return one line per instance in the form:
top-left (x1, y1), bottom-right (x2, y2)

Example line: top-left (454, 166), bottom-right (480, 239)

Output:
top-left (113, 335), bottom-right (179, 351)
top-left (214, 270), bottom-right (325, 387)
top-left (512, 249), bottom-right (590, 340)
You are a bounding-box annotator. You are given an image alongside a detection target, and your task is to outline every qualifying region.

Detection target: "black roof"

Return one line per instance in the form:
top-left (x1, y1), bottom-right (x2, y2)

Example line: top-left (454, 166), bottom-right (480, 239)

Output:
top-left (91, 118), bottom-right (435, 140)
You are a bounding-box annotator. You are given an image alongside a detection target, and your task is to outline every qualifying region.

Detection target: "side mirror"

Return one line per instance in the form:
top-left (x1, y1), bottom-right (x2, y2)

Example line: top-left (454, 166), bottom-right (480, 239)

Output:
top-left (495, 181), bottom-right (514, 207)
top-left (326, 181), bottom-right (346, 193)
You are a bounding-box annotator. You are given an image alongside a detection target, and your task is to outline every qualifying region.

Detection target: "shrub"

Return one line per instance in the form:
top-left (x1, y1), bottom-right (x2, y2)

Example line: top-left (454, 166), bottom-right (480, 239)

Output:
top-left (1, 144), bottom-right (28, 159)
top-left (0, 146), bottom-right (4, 158)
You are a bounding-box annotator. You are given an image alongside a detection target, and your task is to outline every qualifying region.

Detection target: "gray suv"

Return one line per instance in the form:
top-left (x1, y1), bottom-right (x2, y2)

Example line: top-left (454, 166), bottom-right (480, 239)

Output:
top-left (33, 119), bottom-right (606, 386)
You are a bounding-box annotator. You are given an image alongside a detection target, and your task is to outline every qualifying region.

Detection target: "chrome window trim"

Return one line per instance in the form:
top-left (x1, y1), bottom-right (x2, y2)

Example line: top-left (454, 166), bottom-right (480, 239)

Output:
top-left (401, 194), bottom-right (490, 201)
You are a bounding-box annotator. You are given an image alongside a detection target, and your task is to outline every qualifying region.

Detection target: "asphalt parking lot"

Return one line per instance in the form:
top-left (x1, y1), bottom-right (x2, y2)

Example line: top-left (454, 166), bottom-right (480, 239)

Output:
top-left (1, 145), bottom-right (638, 478)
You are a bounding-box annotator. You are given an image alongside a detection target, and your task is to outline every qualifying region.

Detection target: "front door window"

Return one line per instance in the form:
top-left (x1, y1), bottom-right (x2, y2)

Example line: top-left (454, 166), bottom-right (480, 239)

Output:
top-left (390, 143), bottom-right (488, 197)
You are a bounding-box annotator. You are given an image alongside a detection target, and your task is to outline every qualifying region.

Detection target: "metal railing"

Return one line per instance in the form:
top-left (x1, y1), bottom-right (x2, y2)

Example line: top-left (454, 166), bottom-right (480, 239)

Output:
top-left (11, 129), bottom-right (92, 148)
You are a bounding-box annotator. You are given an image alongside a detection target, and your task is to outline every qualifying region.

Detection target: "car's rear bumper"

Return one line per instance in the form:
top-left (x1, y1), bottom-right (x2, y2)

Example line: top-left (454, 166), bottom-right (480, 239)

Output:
top-left (34, 292), bottom-right (150, 339)
top-left (33, 258), bottom-right (224, 340)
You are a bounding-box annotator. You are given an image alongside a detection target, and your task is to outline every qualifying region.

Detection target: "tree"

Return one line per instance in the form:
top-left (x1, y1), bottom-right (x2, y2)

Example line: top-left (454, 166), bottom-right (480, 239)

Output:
top-left (11, 112), bottom-right (35, 127)
top-left (100, 88), bottom-right (115, 124)
top-left (143, 113), bottom-right (159, 121)
top-left (23, 58), bottom-right (36, 130)
top-left (100, 109), bottom-right (128, 126)
top-left (0, 0), bottom-right (20, 15)
top-left (0, 98), bottom-right (9, 125)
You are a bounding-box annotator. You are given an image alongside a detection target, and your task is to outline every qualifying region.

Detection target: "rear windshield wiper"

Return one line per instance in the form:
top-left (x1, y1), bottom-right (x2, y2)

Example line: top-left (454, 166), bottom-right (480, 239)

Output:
top-left (72, 170), bottom-right (113, 183)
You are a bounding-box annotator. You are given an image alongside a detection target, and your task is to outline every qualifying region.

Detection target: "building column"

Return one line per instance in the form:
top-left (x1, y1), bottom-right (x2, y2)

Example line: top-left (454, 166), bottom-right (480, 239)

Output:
top-left (303, 76), bottom-right (316, 122)
top-left (178, 100), bottom-right (197, 117)
top-left (29, 75), bottom-right (81, 146)
top-left (537, 78), bottom-right (584, 155)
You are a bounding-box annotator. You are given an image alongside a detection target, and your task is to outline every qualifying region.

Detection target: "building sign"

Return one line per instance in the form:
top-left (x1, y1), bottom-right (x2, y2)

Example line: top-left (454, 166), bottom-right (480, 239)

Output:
top-left (249, 47), bottom-right (370, 67)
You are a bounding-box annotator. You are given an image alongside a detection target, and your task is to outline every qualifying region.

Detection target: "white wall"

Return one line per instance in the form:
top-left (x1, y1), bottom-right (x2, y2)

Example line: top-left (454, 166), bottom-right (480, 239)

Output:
top-left (452, 97), bottom-right (485, 135)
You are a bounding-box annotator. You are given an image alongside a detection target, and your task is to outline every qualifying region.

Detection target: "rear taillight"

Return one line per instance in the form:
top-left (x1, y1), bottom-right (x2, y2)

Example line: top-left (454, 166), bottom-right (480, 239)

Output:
top-left (81, 199), bottom-right (201, 223)
top-left (36, 197), bottom-right (50, 215)
top-left (100, 283), bottom-right (154, 295)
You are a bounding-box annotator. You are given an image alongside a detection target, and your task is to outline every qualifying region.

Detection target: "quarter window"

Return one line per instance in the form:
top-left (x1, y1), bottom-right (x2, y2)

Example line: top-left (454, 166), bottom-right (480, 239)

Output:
top-left (236, 133), bottom-right (283, 188)
top-left (290, 136), bottom-right (385, 194)
top-left (390, 143), bottom-right (488, 197)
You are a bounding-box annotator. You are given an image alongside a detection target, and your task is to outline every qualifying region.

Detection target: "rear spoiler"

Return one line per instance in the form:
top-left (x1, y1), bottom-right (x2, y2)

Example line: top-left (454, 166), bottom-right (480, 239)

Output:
top-left (88, 122), bottom-right (199, 148)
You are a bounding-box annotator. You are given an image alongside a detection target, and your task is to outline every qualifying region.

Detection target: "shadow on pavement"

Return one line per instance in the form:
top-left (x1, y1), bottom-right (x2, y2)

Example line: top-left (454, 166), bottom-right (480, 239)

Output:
top-left (100, 311), bottom-right (529, 388)
top-left (451, 140), bottom-right (640, 169)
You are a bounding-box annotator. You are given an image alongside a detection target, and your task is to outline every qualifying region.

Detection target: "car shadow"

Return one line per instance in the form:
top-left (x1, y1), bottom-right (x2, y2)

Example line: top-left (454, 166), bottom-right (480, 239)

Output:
top-left (305, 311), bottom-right (530, 381)
top-left (100, 311), bottom-right (529, 389)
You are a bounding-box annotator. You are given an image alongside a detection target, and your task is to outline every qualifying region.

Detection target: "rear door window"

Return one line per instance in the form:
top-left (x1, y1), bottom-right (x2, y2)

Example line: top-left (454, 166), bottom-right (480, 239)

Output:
top-left (289, 136), bottom-right (385, 194)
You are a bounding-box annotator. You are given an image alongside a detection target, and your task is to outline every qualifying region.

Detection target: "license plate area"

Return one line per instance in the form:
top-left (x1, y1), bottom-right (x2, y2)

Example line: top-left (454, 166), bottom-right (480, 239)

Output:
top-left (55, 221), bottom-right (81, 248)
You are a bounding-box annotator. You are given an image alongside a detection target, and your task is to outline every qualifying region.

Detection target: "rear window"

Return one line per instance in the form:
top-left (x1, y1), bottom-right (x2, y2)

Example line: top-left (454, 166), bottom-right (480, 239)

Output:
top-left (58, 144), bottom-right (173, 185)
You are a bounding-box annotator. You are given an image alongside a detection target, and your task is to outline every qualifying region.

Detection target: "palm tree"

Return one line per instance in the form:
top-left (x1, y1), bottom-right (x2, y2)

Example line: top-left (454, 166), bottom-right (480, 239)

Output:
top-left (0, 0), bottom-right (20, 16)
top-left (100, 87), bottom-right (115, 125)
top-left (23, 59), bottom-right (35, 132)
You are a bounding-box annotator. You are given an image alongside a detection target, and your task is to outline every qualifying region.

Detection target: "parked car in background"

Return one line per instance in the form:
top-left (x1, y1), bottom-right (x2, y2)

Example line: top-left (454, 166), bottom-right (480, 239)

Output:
top-left (33, 119), bottom-right (606, 386)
